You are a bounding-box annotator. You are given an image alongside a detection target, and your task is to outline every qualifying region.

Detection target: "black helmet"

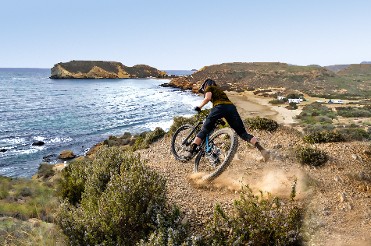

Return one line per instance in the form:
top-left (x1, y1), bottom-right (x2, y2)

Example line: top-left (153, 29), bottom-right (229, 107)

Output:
top-left (198, 79), bottom-right (216, 93)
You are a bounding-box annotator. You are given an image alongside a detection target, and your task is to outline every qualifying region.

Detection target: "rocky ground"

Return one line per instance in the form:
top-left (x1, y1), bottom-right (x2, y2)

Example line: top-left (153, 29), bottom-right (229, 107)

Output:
top-left (136, 126), bottom-right (371, 246)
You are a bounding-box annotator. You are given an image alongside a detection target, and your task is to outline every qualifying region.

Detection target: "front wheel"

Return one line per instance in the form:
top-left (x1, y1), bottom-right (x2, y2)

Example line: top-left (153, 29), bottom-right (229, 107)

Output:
top-left (171, 124), bottom-right (198, 162)
top-left (194, 128), bottom-right (238, 182)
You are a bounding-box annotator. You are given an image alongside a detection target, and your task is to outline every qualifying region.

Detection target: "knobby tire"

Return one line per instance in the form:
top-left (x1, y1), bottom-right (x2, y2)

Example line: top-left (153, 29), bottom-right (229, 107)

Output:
top-left (194, 128), bottom-right (238, 182)
top-left (171, 124), bottom-right (197, 162)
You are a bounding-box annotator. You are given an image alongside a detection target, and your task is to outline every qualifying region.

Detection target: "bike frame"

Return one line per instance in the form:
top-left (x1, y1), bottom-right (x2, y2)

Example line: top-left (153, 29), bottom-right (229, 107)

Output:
top-left (205, 135), bottom-right (212, 153)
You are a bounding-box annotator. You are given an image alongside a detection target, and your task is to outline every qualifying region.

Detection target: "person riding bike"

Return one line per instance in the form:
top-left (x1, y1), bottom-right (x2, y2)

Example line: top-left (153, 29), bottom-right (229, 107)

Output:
top-left (185, 78), bottom-right (270, 161)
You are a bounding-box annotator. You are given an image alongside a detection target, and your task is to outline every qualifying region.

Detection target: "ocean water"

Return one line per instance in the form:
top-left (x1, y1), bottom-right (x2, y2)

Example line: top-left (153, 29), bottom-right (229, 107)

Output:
top-left (0, 68), bottom-right (201, 178)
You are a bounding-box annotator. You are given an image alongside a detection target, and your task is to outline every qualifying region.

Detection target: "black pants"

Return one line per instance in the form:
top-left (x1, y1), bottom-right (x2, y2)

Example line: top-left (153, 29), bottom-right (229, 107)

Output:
top-left (196, 104), bottom-right (254, 142)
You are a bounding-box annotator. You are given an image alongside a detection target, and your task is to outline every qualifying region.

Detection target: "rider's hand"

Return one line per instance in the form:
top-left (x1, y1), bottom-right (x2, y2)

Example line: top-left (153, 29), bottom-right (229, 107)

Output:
top-left (194, 106), bottom-right (201, 112)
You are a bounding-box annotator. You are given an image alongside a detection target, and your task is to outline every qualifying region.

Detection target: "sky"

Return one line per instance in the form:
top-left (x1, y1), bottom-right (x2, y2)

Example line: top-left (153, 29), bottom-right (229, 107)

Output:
top-left (1, 0), bottom-right (371, 69)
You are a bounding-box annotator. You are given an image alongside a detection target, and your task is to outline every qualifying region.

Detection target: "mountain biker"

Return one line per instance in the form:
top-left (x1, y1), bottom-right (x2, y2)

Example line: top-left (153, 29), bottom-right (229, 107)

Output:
top-left (185, 78), bottom-right (270, 161)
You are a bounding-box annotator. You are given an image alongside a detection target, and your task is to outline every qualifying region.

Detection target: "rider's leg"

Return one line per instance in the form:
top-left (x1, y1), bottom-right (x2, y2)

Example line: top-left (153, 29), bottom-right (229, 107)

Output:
top-left (185, 107), bottom-right (223, 159)
top-left (224, 105), bottom-right (270, 161)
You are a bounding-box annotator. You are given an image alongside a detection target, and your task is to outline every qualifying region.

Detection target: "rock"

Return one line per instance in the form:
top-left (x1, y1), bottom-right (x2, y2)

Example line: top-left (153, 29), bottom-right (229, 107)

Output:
top-left (334, 175), bottom-right (343, 183)
top-left (43, 153), bottom-right (58, 162)
top-left (32, 141), bottom-right (45, 146)
top-left (58, 150), bottom-right (76, 160)
top-left (273, 144), bottom-right (283, 149)
top-left (0, 149), bottom-right (7, 153)
top-left (339, 192), bottom-right (347, 202)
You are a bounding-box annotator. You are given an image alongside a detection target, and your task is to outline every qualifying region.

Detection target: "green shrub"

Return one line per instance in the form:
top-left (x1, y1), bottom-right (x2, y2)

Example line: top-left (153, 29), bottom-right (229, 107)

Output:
top-left (299, 103), bottom-right (336, 124)
top-left (296, 146), bottom-right (328, 166)
top-left (244, 117), bottom-right (279, 132)
top-left (269, 99), bottom-right (285, 105)
top-left (132, 127), bottom-right (166, 151)
top-left (131, 127), bottom-right (166, 151)
top-left (202, 186), bottom-right (302, 245)
top-left (56, 147), bottom-right (187, 245)
top-left (0, 176), bottom-right (58, 221)
top-left (0, 176), bottom-right (11, 199)
top-left (337, 128), bottom-right (370, 141)
top-left (57, 158), bottom-right (90, 206)
top-left (168, 109), bottom-right (211, 136)
top-left (146, 127), bottom-right (166, 144)
top-left (137, 207), bottom-right (189, 246)
top-left (336, 106), bottom-right (371, 118)
top-left (304, 131), bottom-right (345, 143)
top-left (37, 163), bottom-right (55, 180)
top-left (288, 102), bottom-right (298, 110)
top-left (0, 217), bottom-right (67, 246)
top-left (303, 124), bottom-right (335, 134)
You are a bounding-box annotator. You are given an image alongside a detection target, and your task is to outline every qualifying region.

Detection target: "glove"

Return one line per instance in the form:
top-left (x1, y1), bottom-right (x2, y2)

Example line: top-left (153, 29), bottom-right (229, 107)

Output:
top-left (194, 106), bottom-right (201, 112)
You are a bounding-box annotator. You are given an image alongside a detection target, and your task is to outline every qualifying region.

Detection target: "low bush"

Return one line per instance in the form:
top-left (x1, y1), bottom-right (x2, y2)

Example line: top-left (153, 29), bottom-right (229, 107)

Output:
top-left (0, 176), bottom-right (58, 221)
top-left (296, 146), bottom-right (328, 167)
top-left (303, 124), bottom-right (335, 134)
top-left (298, 103), bottom-right (336, 124)
top-left (56, 147), bottom-right (187, 245)
top-left (288, 102), bottom-right (298, 110)
top-left (57, 158), bottom-right (90, 206)
top-left (37, 163), bottom-right (55, 180)
top-left (202, 186), bottom-right (303, 245)
top-left (0, 176), bottom-right (10, 199)
top-left (131, 127), bottom-right (166, 151)
top-left (244, 117), bottom-right (279, 132)
top-left (304, 131), bottom-right (345, 143)
top-left (0, 217), bottom-right (67, 246)
top-left (337, 128), bottom-right (370, 141)
top-left (137, 207), bottom-right (189, 246)
top-left (269, 99), bottom-right (285, 105)
top-left (168, 109), bottom-right (211, 136)
top-left (336, 106), bottom-right (371, 118)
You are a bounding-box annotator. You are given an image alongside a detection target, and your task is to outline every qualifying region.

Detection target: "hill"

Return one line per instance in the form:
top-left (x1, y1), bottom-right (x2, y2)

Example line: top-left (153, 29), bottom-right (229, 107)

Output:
top-left (167, 62), bottom-right (370, 98)
top-left (50, 60), bottom-right (167, 79)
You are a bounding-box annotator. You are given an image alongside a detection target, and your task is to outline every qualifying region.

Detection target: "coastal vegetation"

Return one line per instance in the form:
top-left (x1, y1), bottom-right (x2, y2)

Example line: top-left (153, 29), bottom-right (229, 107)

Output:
top-left (1, 114), bottom-right (306, 245)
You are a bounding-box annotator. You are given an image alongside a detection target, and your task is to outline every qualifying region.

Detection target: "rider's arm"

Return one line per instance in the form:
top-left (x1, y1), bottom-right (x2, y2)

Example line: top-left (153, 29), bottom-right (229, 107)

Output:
top-left (198, 91), bottom-right (212, 109)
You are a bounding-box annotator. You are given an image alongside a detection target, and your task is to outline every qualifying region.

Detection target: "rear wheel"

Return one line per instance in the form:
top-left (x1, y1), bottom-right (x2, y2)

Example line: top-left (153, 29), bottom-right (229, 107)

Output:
top-left (171, 124), bottom-right (198, 162)
top-left (194, 128), bottom-right (238, 181)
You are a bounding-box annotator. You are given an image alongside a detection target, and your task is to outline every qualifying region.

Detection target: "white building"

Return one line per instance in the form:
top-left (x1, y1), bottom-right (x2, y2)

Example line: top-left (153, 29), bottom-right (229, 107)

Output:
top-left (288, 98), bottom-right (302, 104)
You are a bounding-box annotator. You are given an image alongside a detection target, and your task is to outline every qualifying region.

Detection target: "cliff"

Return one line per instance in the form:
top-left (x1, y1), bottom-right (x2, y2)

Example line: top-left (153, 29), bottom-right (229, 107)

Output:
top-left (50, 60), bottom-right (167, 79)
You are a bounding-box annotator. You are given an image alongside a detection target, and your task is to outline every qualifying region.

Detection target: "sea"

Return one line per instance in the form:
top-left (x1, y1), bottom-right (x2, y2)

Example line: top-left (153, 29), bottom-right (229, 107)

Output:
top-left (0, 68), bottom-right (199, 178)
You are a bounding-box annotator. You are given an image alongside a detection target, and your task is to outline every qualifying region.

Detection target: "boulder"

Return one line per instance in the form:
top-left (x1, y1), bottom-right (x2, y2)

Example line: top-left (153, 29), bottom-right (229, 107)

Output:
top-left (32, 141), bottom-right (45, 146)
top-left (58, 150), bottom-right (76, 160)
top-left (43, 153), bottom-right (58, 162)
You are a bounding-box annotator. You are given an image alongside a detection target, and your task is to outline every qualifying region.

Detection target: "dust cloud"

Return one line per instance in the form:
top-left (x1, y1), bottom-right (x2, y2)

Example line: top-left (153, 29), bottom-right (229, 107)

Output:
top-left (188, 167), bottom-right (311, 199)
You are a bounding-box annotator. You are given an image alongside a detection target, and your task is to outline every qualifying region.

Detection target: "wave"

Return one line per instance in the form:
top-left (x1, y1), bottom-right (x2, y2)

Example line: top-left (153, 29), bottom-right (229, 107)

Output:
top-left (144, 119), bottom-right (174, 131)
top-left (0, 137), bottom-right (27, 145)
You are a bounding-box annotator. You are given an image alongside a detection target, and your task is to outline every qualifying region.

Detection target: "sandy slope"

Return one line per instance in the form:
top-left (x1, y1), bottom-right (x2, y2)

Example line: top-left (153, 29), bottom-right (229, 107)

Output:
top-left (136, 93), bottom-right (370, 245)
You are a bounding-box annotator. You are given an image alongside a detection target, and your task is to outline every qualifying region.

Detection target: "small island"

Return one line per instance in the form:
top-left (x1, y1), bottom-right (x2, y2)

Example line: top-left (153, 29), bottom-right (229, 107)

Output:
top-left (50, 60), bottom-right (167, 79)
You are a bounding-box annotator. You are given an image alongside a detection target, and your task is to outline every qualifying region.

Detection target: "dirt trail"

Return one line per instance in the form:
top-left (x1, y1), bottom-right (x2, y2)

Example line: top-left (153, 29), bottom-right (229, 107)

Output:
top-left (136, 127), bottom-right (371, 245)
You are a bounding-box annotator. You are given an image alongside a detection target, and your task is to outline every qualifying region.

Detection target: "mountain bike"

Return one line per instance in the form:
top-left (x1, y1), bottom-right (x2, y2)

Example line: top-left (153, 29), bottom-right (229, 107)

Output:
top-left (171, 116), bottom-right (238, 181)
